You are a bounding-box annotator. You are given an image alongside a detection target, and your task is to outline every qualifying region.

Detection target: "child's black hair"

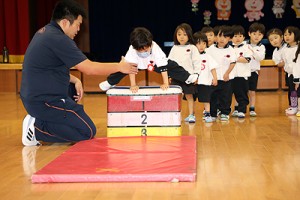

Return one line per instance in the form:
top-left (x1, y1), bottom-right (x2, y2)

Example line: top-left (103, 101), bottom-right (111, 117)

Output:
top-left (173, 23), bottom-right (195, 45)
top-left (130, 27), bottom-right (153, 50)
top-left (266, 28), bottom-right (283, 39)
top-left (284, 26), bottom-right (300, 43)
top-left (294, 43), bottom-right (300, 63)
top-left (249, 22), bottom-right (265, 35)
top-left (217, 25), bottom-right (233, 38)
top-left (231, 25), bottom-right (245, 36)
top-left (201, 26), bottom-right (214, 35)
top-left (193, 31), bottom-right (208, 44)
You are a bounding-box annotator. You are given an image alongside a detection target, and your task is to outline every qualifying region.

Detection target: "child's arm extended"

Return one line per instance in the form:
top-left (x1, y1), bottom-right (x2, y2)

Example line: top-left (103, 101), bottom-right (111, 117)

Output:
top-left (129, 73), bottom-right (139, 93)
top-left (160, 71), bottom-right (169, 90)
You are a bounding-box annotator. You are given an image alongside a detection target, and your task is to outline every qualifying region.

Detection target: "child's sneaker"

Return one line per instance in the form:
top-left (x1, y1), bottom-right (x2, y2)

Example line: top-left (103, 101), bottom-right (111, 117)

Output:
top-left (99, 81), bottom-right (114, 91)
top-left (184, 114), bottom-right (196, 123)
top-left (285, 107), bottom-right (292, 112)
top-left (231, 110), bottom-right (238, 117)
top-left (204, 116), bottom-right (214, 123)
top-left (238, 112), bottom-right (245, 118)
top-left (22, 115), bottom-right (40, 146)
top-left (296, 110), bottom-right (300, 117)
top-left (220, 114), bottom-right (229, 121)
top-left (249, 111), bottom-right (257, 117)
top-left (185, 74), bottom-right (198, 84)
top-left (286, 107), bottom-right (298, 115)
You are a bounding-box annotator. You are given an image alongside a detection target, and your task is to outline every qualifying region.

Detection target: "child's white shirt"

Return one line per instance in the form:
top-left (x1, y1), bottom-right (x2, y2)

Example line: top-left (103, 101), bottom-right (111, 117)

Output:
top-left (168, 44), bottom-right (200, 74)
top-left (248, 41), bottom-right (266, 72)
top-left (195, 52), bottom-right (219, 85)
top-left (124, 41), bottom-right (168, 69)
top-left (292, 55), bottom-right (300, 80)
top-left (272, 43), bottom-right (287, 66)
top-left (232, 43), bottom-right (252, 78)
top-left (282, 45), bottom-right (298, 75)
top-left (206, 44), bottom-right (237, 80)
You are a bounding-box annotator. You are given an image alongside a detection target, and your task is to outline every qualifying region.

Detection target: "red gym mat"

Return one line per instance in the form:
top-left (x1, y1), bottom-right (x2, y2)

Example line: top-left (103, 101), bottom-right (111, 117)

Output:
top-left (32, 136), bottom-right (197, 183)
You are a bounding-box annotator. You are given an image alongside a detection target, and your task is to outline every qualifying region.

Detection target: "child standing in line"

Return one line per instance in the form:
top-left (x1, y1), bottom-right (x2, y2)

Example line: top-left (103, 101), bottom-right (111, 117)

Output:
top-left (231, 25), bottom-right (253, 118)
top-left (168, 23), bottom-right (200, 123)
top-left (200, 26), bottom-right (215, 47)
top-left (206, 25), bottom-right (237, 121)
top-left (193, 31), bottom-right (218, 123)
top-left (281, 26), bottom-right (300, 115)
top-left (267, 28), bottom-right (291, 113)
top-left (99, 27), bottom-right (198, 92)
top-left (247, 22), bottom-right (266, 117)
top-left (292, 41), bottom-right (300, 117)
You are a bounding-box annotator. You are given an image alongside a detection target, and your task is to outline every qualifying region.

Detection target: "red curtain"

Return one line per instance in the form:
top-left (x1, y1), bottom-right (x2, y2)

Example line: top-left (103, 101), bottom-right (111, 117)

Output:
top-left (0, 0), bottom-right (30, 55)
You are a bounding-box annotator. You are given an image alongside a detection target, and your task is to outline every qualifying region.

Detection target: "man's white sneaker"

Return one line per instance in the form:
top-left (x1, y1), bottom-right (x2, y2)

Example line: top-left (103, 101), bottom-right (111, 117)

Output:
top-left (99, 81), bottom-right (114, 91)
top-left (185, 74), bottom-right (198, 84)
top-left (22, 115), bottom-right (40, 146)
top-left (286, 107), bottom-right (298, 116)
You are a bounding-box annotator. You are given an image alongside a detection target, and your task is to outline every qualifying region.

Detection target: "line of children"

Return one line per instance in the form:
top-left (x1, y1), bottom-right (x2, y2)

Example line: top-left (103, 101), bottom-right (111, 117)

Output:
top-left (100, 23), bottom-right (298, 123)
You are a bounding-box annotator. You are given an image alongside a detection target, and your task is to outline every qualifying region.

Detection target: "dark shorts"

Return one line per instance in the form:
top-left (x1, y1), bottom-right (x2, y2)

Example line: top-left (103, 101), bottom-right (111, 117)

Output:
top-left (171, 79), bottom-right (197, 94)
top-left (248, 72), bottom-right (259, 91)
top-left (197, 85), bottom-right (213, 102)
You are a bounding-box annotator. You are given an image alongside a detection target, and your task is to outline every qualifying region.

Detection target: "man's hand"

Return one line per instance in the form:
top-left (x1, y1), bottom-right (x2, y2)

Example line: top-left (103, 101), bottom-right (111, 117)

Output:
top-left (74, 80), bottom-right (83, 102)
top-left (119, 56), bottom-right (138, 74)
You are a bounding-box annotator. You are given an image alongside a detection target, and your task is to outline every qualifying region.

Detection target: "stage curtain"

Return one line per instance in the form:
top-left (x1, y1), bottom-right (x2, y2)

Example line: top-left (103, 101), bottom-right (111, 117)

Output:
top-left (0, 0), bottom-right (30, 62)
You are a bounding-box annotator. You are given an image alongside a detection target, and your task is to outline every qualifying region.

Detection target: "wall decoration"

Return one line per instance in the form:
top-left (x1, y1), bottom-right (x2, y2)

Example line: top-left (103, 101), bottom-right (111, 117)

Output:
top-left (191, 0), bottom-right (199, 13)
top-left (272, 0), bottom-right (286, 18)
top-left (203, 10), bottom-right (212, 25)
top-left (244, 0), bottom-right (264, 22)
top-left (215, 0), bottom-right (231, 20)
top-left (291, 0), bottom-right (300, 18)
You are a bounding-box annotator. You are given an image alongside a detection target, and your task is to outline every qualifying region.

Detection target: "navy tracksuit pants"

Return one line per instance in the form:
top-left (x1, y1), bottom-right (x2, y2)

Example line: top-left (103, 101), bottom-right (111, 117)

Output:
top-left (21, 84), bottom-right (96, 143)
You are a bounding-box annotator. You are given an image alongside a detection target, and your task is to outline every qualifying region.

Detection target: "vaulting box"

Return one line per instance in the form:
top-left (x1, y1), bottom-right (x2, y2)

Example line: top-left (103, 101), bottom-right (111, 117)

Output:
top-left (106, 86), bottom-right (182, 137)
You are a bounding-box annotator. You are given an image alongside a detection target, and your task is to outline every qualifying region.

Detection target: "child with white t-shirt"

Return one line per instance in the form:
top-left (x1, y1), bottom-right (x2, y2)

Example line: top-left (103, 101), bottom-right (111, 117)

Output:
top-left (293, 42), bottom-right (300, 117)
top-left (168, 23), bottom-right (199, 123)
top-left (247, 22), bottom-right (266, 117)
top-left (99, 27), bottom-right (198, 93)
top-left (206, 25), bottom-right (237, 121)
top-left (231, 25), bottom-right (253, 118)
top-left (281, 26), bottom-right (300, 115)
top-left (193, 31), bottom-right (218, 123)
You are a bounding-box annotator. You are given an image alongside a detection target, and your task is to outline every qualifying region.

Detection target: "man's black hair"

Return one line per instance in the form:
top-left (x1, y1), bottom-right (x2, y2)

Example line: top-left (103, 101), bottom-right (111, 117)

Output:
top-left (51, 0), bottom-right (87, 24)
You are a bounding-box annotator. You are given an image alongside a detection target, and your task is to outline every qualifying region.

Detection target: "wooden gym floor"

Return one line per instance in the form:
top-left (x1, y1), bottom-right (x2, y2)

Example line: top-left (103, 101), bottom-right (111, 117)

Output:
top-left (0, 90), bottom-right (299, 200)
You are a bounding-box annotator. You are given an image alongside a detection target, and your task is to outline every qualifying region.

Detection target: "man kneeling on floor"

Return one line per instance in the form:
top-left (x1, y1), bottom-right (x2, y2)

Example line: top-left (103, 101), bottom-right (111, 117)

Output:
top-left (20, 0), bottom-right (137, 146)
